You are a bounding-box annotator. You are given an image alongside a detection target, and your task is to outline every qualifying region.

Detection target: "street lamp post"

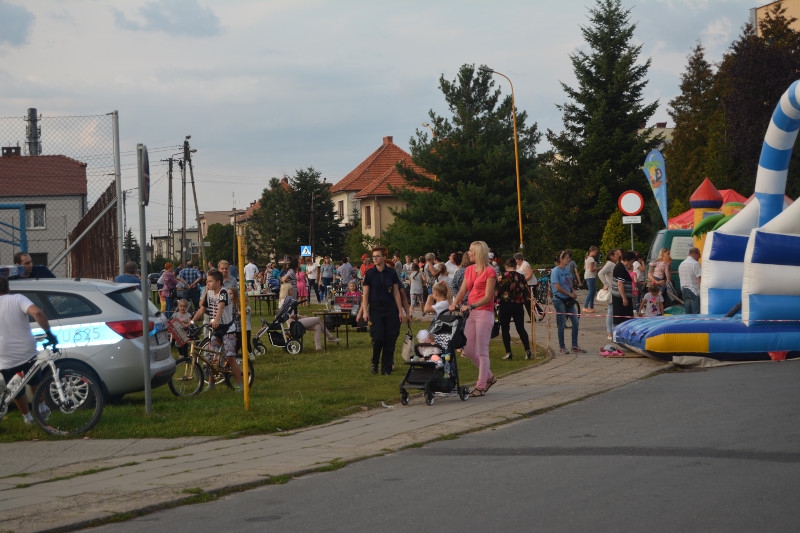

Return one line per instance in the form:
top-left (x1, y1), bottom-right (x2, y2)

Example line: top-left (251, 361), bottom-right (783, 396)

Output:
top-left (479, 66), bottom-right (524, 250)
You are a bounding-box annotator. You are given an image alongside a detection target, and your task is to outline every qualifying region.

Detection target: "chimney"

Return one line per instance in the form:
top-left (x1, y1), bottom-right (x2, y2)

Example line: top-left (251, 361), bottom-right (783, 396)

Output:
top-left (383, 136), bottom-right (393, 145)
top-left (25, 108), bottom-right (42, 155)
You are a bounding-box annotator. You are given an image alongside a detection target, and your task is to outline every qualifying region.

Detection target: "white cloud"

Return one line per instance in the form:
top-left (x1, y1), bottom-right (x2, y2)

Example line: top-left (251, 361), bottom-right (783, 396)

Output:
top-left (110, 0), bottom-right (222, 37)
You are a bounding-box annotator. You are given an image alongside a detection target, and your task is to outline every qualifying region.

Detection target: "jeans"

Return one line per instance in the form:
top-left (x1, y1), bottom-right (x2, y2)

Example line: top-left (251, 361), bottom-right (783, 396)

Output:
top-left (321, 277), bottom-right (333, 300)
top-left (683, 288), bottom-right (700, 314)
top-left (553, 298), bottom-right (579, 349)
top-left (584, 277), bottom-right (596, 309)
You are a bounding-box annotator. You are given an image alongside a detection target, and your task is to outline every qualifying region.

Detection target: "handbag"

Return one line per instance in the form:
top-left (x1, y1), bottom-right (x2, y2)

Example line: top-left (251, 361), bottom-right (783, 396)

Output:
top-left (401, 324), bottom-right (414, 361)
top-left (596, 287), bottom-right (610, 303)
top-left (491, 308), bottom-right (500, 338)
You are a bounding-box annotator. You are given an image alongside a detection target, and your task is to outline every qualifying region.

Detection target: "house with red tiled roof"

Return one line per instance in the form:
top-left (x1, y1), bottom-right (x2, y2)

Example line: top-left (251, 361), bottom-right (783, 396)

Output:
top-left (0, 149), bottom-right (87, 275)
top-left (330, 136), bottom-right (430, 239)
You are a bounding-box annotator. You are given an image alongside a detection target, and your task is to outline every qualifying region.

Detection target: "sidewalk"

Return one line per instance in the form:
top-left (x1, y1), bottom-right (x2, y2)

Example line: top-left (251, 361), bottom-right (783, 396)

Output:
top-left (0, 299), bottom-right (667, 532)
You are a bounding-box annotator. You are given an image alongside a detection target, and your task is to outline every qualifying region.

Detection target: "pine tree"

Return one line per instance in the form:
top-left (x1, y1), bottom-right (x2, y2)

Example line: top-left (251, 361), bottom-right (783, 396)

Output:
top-left (544, 0), bottom-right (660, 251)
top-left (664, 42), bottom-right (718, 203)
top-left (385, 63), bottom-right (541, 257)
top-left (123, 227), bottom-right (140, 264)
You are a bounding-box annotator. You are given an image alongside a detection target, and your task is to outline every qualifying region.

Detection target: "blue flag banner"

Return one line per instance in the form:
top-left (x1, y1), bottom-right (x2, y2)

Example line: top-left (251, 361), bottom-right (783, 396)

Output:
top-left (642, 150), bottom-right (668, 227)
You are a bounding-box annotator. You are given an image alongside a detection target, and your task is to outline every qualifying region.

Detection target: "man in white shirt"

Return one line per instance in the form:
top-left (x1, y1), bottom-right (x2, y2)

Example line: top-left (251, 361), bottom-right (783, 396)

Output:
top-left (243, 258), bottom-right (259, 291)
top-left (678, 247), bottom-right (702, 314)
top-left (445, 252), bottom-right (459, 276)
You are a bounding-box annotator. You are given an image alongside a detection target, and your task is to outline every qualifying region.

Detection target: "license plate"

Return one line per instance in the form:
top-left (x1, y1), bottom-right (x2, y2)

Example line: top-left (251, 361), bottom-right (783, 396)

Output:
top-left (156, 330), bottom-right (168, 345)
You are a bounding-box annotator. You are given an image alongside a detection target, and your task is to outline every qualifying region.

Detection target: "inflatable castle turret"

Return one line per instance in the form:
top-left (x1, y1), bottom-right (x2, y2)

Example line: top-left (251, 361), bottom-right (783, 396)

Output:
top-left (691, 178), bottom-right (723, 251)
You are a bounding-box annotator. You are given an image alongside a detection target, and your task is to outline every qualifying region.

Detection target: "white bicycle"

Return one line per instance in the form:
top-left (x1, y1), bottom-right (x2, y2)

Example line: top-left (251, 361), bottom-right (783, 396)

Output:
top-left (0, 340), bottom-right (104, 436)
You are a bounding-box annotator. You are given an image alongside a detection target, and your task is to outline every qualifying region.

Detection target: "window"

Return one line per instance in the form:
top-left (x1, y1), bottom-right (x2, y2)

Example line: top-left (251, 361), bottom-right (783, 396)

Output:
top-left (364, 205), bottom-right (372, 229)
top-left (18, 291), bottom-right (101, 320)
top-left (25, 205), bottom-right (46, 230)
top-left (338, 200), bottom-right (344, 219)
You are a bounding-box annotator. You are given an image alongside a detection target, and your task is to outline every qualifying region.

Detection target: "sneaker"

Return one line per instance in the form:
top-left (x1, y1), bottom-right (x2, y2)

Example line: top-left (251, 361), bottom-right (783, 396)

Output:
top-left (328, 337), bottom-right (340, 343)
top-left (525, 351), bottom-right (532, 360)
top-left (559, 347), bottom-right (568, 354)
top-left (234, 384), bottom-right (244, 392)
top-left (502, 353), bottom-right (513, 360)
top-left (370, 364), bottom-right (378, 375)
top-left (23, 416), bottom-right (34, 425)
top-left (572, 346), bottom-right (587, 353)
top-left (39, 403), bottom-right (51, 422)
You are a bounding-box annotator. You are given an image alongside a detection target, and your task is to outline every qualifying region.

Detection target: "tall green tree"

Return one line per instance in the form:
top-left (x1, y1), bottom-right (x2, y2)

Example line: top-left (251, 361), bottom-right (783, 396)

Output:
top-left (122, 227), bottom-right (140, 264)
top-left (544, 0), bottom-right (660, 251)
top-left (249, 168), bottom-right (344, 260)
top-left (206, 223), bottom-right (235, 264)
top-left (664, 41), bottom-right (719, 203)
top-left (385, 63), bottom-right (541, 257)
top-left (714, 4), bottom-right (800, 198)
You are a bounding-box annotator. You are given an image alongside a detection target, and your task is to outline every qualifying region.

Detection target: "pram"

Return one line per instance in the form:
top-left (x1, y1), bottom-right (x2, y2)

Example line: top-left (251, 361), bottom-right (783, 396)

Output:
top-left (399, 311), bottom-right (470, 406)
top-left (251, 297), bottom-right (305, 355)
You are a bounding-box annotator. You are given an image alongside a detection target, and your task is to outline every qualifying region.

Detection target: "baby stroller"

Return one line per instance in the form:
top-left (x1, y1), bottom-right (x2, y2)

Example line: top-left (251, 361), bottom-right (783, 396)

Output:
top-left (251, 297), bottom-right (306, 355)
top-left (399, 311), bottom-right (470, 406)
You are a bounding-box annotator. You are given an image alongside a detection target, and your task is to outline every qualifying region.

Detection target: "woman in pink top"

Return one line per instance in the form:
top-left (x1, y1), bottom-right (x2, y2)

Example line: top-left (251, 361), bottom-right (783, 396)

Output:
top-left (450, 240), bottom-right (497, 397)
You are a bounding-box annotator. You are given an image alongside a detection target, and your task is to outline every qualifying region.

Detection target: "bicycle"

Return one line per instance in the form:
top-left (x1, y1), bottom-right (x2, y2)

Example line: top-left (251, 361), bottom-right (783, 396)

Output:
top-left (0, 340), bottom-right (104, 436)
top-left (168, 324), bottom-right (255, 396)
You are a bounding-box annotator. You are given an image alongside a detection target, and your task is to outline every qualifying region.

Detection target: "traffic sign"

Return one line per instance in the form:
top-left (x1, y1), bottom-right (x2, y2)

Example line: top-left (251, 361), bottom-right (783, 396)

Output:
top-left (618, 190), bottom-right (644, 216)
top-left (622, 216), bottom-right (642, 224)
top-left (300, 246), bottom-right (312, 257)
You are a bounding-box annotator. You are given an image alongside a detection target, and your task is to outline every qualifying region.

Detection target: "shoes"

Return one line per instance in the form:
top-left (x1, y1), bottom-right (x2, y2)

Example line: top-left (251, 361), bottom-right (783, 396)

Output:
top-left (39, 403), bottom-right (51, 421)
top-left (607, 334), bottom-right (612, 340)
top-left (525, 351), bottom-right (532, 360)
top-left (370, 364), bottom-right (378, 375)
top-left (469, 387), bottom-right (486, 397)
top-left (484, 376), bottom-right (498, 392)
top-left (381, 371), bottom-right (392, 376)
top-left (23, 416), bottom-right (34, 425)
top-left (502, 353), bottom-right (513, 360)
top-left (234, 384), bottom-right (244, 392)
top-left (572, 346), bottom-right (587, 353)
top-left (559, 347), bottom-right (568, 354)
top-left (328, 337), bottom-right (340, 343)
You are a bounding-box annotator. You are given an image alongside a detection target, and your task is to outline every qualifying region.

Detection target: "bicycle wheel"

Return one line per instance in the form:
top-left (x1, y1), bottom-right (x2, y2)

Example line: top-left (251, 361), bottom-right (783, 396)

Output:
top-left (169, 357), bottom-right (204, 396)
top-left (198, 338), bottom-right (227, 388)
top-left (33, 367), bottom-right (104, 436)
top-left (223, 356), bottom-right (255, 389)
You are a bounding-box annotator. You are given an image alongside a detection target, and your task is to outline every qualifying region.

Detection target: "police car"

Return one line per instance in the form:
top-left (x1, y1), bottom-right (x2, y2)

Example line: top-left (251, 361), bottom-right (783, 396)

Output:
top-left (8, 270), bottom-right (175, 402)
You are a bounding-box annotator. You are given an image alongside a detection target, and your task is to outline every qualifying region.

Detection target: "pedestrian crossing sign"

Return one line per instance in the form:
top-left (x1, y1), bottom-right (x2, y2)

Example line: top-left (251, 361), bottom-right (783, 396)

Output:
top-left (300, 246), bottom-right (312, 257)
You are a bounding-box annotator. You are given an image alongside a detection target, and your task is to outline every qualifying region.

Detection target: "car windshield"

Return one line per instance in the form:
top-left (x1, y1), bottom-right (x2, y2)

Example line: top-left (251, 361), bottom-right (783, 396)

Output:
top-left (107, 286), bottom-right (161, 317)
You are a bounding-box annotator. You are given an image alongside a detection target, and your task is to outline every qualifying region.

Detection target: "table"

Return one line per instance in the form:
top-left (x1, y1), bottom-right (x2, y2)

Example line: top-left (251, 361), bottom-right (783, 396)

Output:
top-left (313, 310), bottom-right (351, 348)
top-left (251, 293), bottom-right (278, 315)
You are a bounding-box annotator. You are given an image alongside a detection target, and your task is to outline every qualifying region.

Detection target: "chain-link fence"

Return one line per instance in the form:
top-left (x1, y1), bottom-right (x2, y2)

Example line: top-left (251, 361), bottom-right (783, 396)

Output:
top-left (0, 110), bottom-right (118, 278)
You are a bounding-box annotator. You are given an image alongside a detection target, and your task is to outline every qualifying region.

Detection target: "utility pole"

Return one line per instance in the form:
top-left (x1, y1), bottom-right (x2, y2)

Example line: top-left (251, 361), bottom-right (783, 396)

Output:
top-left (187, 144), bottom-right (205, 268)
top-left (167, 158), bottom-right (174, 259)
top-left (309, 191), bottom-right (315, 259)
top-left (182, 137), bottom-right (189, 269)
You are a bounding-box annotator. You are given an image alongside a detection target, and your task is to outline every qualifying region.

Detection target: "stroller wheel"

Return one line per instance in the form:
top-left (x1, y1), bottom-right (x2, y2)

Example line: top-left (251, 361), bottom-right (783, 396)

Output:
top-left (424, 383), bottom-right (435, 406)
top-left (400, 388), bottom-right (409, 405)
top-left (285, 339), bottom-right (302, 354)
top-left (252, 343), bottom-right (266, 357)
top-left (459, 385), bottom-right (470, 401)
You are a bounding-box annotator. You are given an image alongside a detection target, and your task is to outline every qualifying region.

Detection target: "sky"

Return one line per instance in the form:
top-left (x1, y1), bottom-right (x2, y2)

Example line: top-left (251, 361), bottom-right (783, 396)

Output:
top-left (0, 0), bottom-right (766, 238)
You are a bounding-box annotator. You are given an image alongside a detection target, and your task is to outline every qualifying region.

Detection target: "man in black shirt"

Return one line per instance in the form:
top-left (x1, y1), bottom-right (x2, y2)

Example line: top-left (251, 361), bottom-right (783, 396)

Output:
top-left (362, 246), bottom-right (404, 375)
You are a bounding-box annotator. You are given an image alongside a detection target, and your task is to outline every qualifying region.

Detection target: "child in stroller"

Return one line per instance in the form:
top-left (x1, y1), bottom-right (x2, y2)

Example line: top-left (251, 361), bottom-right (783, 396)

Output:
top-left (399, 310), bottom-right (470, 406)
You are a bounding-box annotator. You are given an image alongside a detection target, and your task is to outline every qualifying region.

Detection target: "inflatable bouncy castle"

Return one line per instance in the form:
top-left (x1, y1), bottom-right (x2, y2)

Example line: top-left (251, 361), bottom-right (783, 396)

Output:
top-left (614, 80), bottom-right (800, 362)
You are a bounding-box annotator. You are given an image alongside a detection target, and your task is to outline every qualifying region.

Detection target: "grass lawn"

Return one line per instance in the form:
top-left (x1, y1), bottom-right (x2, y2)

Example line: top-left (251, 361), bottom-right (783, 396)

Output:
top-left (0, 303), bottom-right (547, 442)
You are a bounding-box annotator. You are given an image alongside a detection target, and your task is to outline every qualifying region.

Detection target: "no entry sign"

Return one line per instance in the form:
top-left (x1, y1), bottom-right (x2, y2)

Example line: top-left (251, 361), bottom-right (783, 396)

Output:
top-left (618, 190), bottom-right (644, 216)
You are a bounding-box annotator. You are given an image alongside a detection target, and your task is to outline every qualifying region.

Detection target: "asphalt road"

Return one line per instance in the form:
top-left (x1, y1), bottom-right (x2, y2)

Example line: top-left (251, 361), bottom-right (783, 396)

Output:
top-left (91, 361), bottom-right (800, 533)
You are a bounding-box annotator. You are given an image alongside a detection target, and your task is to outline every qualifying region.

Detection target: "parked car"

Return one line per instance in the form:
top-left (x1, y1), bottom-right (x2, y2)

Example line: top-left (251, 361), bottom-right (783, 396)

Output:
top-left (147, 271), bottom-right (163, 290)
top-left (9, 277), bottom-right (175, 402)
